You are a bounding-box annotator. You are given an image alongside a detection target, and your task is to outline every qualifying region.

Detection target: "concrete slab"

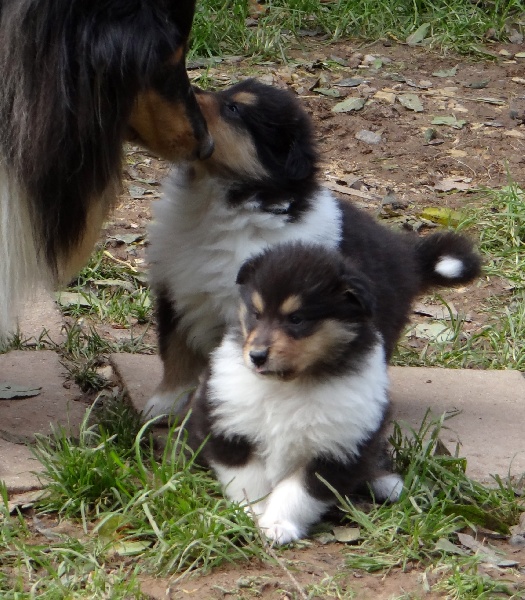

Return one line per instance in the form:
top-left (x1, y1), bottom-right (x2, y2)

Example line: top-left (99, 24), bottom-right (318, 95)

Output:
top-left (0, 350), bottom-right (88, 443)
top-left (390, 367), bottom-right (525, 481)
top-left (0, 438), bottom-right (43, 492)
top-left (17, 290), bottom-right (65, 345)
top-left (110, 353), bottom-right (162, 413)
top-left (112, 352), bottom-right (525, 481)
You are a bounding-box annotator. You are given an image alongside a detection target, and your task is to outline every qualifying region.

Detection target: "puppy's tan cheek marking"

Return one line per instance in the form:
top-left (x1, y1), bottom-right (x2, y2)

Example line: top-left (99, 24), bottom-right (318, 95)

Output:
top-left (243, 329), bottom-right (259, 367)
top-left (239, 302), bottom-right (249, 339)
top-left (197, 91), bottom-right (267, 177)
top-left (267, 330), bottom-right (296, 372)
top-left (293, 320), bottom-right (356, 373)
top-left (251, 291), bottom-right (265, 315)
top-left (279, 294), bottom-right (302, 315)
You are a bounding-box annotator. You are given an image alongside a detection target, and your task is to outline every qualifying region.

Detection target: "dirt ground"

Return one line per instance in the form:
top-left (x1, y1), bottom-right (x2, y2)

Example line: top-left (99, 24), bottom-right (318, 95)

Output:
top-left (103, 38), bottom-right (525, 349)
top-left (97, 39), bottom-right (525, 597)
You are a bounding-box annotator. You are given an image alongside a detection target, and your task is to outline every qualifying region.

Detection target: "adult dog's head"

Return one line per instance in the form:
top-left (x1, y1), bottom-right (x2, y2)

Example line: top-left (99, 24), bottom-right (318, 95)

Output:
top-left (127, 1), bottom-right (214, 162)
top-left (0, 0), bottom-right (213, 274)
top-left (235, 243), bottom-right (378, 381)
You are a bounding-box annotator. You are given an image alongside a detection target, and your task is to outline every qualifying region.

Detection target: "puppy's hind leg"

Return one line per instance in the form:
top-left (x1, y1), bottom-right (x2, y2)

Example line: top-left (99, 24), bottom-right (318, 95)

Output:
top-left (144, 289), bottom-right (206, 420)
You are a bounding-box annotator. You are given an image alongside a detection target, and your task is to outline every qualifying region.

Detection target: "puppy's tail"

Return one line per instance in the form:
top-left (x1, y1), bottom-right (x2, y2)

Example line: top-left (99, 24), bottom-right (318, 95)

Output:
top-left (415, 231), bottom-right (482, 290)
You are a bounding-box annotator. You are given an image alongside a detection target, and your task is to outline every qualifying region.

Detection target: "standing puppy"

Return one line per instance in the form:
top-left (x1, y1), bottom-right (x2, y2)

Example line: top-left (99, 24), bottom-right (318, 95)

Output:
top-left (187, 242), bottom-right (405, 544)
top-left (146, 79), bottom-right (481, 419)
top-left (0, 0), bottom-right (213, 338)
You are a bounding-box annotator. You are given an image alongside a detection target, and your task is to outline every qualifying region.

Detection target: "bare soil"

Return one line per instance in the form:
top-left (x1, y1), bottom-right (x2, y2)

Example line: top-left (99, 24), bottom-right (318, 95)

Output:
top-left (103, 39), bottom-right (525, 350)
top-left (94, 39), bottom-right (525, 597)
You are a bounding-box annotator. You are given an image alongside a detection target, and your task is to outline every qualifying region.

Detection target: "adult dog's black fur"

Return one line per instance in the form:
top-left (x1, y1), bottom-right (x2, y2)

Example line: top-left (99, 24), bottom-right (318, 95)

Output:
top-left (145, 79), bottom-right (481, 419)
top-left (0, 0), bottom-right (213, 337)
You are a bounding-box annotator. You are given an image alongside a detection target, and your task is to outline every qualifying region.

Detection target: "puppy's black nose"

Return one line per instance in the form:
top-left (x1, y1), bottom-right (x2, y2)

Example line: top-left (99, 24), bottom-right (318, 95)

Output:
top-left (249, 348), bottom-right (269, 367)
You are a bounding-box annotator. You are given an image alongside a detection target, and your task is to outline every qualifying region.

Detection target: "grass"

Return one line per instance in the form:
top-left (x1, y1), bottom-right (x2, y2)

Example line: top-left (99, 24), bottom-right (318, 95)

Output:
top-left (2, 2), bottom-right (525, 596)
top-left (59, 248), bottom-right (153, 328)
top-left (2, 404), bottom-right (523, 597)
top-left (31, 401), bottom-right (265, 578)
top-left (190, 0), bottom-right (525, 59)
top-left (393, 181), bottom-right (525, 370)
top-left (306, 412), bottom-right (524, 597)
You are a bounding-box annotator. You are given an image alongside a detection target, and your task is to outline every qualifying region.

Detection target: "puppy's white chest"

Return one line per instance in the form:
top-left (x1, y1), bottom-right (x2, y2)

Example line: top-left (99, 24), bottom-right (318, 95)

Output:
top-left (148, 173), bottom-right (343, 354)
top-left (208, 336), bottom-right (390, 485)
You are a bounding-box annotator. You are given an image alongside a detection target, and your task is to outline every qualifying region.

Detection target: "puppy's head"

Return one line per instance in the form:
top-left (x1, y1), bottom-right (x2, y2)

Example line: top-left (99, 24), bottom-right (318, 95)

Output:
top-left (235, 243), bottom-right (377, 381)
top-left (194, 79), bottom-right (317, 187)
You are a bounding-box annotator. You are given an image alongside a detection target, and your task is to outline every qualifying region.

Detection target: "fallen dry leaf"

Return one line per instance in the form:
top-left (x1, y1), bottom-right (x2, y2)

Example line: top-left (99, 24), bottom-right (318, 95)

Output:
top-left (332, 96), bottom-right (366, 113)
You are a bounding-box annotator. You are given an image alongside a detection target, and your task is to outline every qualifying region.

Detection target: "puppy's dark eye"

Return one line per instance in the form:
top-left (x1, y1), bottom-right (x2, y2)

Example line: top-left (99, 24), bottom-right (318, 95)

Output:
top-left (288, 313), bottom-right (303, 325)
top-left (226, 103), bottom-right (239, 114)
top-left (253, 310), bottom-right (261, 320)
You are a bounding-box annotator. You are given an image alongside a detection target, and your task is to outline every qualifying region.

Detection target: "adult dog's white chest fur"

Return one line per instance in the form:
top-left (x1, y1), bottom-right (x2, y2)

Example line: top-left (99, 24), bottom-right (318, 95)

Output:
top-left (207, 333), bottom-right (390, 487)
top-left (148, 167), bottom-right (342, 354)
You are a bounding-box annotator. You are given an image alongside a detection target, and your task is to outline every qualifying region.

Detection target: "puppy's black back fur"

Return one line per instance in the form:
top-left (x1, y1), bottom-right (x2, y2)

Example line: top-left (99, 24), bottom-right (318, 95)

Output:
top-left (146, 77), bottom-right (481, 422)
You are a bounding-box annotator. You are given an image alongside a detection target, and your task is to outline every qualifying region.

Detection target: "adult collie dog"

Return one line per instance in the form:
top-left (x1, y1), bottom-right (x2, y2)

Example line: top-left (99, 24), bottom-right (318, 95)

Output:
top-left (0, 0), bottom-right (213, 338)
top-left (145, 79), bottom-right (481, 420)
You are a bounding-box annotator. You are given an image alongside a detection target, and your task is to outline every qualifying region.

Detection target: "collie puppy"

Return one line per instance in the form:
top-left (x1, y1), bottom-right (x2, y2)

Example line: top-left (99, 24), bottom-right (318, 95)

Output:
top-left (187, 242), bottom-right (406, 544)
top-left (0, 0), bottom-right (213, 338)
top-left (145, 78), bottom-right (481, 419)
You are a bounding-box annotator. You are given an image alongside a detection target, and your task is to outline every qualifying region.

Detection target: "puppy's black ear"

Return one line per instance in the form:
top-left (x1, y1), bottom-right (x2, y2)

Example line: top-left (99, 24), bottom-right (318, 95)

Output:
top-left (284, 139), bottom-right (316, 180)
top-left (341, 272), bottom-right (375, 317)
top-left (236, 254), bottom-right (260, 285)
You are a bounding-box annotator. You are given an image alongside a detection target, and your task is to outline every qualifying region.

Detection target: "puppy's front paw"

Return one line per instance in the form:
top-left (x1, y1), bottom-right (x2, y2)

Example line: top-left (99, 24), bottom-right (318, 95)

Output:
top-left (258, 517), bottom-right (301, 545)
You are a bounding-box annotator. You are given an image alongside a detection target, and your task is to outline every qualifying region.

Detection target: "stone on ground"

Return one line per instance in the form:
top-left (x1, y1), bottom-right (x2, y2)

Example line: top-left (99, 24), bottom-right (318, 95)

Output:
top-left (113, 353), bottom-right (525, 481)
top-left (0, 350), bottom-right (87, 492)
top-left (390, 367), bottom-right (525, 481)
top-left (17, 290), bottom-right (65, 345)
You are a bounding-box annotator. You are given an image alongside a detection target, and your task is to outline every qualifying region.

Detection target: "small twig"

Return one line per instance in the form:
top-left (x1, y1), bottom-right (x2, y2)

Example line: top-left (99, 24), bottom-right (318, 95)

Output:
top-left (243, 489), bottom-right (308, 600)
top-left (322, 181), bottom-right (378, 206)
top-left (102, 250), bottom-right (138, 272)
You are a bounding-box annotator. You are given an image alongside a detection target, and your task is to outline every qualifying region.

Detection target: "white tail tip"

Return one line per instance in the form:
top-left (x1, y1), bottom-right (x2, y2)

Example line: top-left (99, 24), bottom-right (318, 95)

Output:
top-left (434, 256), bottom-right (464, 279)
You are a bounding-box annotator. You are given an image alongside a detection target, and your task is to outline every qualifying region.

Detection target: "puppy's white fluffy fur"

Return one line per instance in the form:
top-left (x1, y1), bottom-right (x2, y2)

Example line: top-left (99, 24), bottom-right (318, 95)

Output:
top-left (145, 168), bottom-right (342, 417)
top-left (205, 332), bottom-right (402, 543)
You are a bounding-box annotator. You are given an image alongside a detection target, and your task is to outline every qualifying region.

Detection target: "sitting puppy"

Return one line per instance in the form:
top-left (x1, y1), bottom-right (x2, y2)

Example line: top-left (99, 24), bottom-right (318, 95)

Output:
top-left (187, 242), bottom-right (405, 545)
top-left (145, 78), bottom-right (481, 419)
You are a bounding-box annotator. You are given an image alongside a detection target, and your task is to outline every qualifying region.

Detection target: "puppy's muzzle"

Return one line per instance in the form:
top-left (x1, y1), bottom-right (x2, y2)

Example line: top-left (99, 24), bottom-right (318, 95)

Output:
top-left (249, 347), bottom-right (269, 368)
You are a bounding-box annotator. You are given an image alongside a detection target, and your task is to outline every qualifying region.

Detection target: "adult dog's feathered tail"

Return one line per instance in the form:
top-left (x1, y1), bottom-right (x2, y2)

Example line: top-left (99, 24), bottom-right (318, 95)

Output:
top-left (416, 231), bottom-right (482, 290)
top-left (0, 0), bottom-right (212, 338)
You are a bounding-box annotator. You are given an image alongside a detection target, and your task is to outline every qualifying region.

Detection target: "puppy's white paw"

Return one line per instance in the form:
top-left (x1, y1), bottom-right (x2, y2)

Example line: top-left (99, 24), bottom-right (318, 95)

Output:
top-left (142, 389), bottom-right (191, 421)
top-left (371, 473), bottom-right (404, 502)
top-left (258, 517), bottom-right (301, 545)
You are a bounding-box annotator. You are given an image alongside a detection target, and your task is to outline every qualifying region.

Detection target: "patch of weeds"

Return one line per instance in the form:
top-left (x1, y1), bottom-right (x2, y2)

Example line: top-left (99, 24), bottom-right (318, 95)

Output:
top-left (306, 574), bottom-right (356, 599)
top-left (433, 558), bottom-right (517, 599)
top-left (478, 181), bottom-right (525, 290)
top-left (32, 401), bottom-right (265, 579)
top-left (33, 405), bottom-right (142, 515)
top-left (0, 483), bottom-right (146, 599)
top-left (191, 0), bottom-right (525, 58)
top-left (0, 328), bottom-right (55, 354)
top-left (57, 322), bottom-right (153, 392)
top-left (62, 248), bottom-right (153, 327)
top-left (332, 414), bottom-right (523, 594)
top-left (394, 180), bottom-right (525, 370)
